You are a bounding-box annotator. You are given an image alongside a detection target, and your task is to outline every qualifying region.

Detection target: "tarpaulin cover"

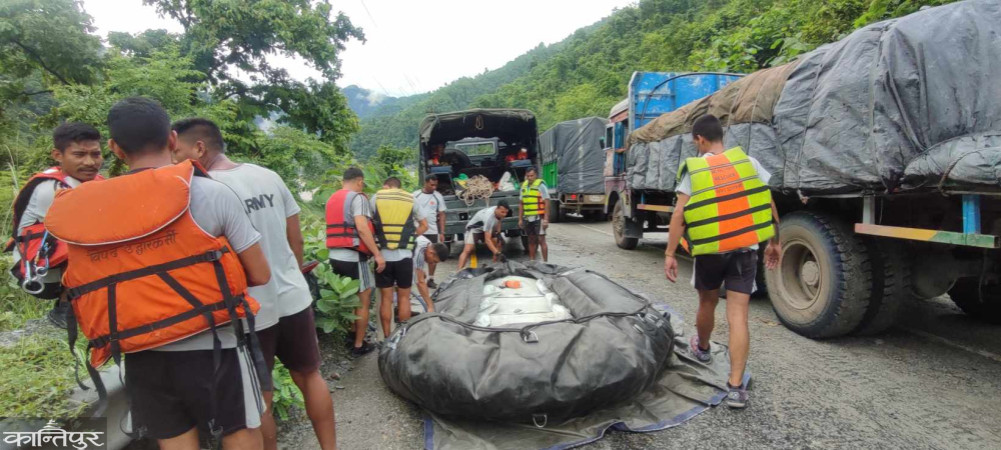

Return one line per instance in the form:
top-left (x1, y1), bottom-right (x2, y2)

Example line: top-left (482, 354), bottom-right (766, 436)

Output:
top-left (627, 0), bottom-right (1001, 195)
top-left (420, 109), bottom-right (538, 146)
top-left (378, 262), bottom-right (739, 449)
top-left (539, 117), bottom-right (609, 194)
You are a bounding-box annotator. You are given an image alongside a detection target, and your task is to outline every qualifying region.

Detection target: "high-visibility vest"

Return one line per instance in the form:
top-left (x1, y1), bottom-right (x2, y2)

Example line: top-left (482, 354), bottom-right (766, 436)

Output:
top-left (520, 179), bottom-right (546, 216)
top-left (5, 168), bottom-right (104, 296)
top-left (678, 147), bottom-right (774, 256)
top-left (325, 189), bottom-right (374, 254)
top-left (372, 188), bottom-right (417, 250)
top-left (45, 160), bottom-right (259, 369)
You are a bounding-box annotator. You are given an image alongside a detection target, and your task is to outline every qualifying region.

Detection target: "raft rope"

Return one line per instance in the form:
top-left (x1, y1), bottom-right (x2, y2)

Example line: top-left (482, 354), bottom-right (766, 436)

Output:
top-left (457, 175), bottom-right (494, 207)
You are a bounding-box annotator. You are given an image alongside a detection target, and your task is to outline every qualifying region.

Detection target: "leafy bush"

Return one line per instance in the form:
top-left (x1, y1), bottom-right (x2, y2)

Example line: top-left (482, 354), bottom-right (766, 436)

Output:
top-left (270, 361), bottom-right (304, 422)
top-left (312, 264), bottom-right (361, 335)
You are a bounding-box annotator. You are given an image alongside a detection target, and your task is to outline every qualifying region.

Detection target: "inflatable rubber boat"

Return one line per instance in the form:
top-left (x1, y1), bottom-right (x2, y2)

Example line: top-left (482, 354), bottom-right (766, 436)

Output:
top-left (378, 262), bottom-right (675, 424)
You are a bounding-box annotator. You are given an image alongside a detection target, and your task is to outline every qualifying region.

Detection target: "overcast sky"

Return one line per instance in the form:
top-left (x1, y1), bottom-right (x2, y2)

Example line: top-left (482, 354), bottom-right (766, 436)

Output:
top-left (81, 0), bottom-right (636, 98)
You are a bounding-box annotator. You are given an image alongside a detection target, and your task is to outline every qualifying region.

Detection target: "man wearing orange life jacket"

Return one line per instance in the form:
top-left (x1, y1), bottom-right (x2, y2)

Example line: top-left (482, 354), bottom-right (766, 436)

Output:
top-left (170, 118), bottom-right (336, 450)
top-left (664, 114), bottom-right (781, 410)
top-left (326, 167), bottom-right (386, 356)
top-left (6, 122), bottom-right (103, 328)
top-left (46, 97), bottom-right (272, 449)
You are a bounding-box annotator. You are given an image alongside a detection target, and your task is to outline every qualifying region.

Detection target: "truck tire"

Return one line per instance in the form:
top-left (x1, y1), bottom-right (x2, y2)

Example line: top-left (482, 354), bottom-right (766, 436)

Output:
top-left (948, 278), bottom-right (1001, 324)
top-left (521, 235), bottom-right (530, 253)
top-left (764, 211), bottom-right (872, 338)
top-left (612, 201), bottom-right (638, 250)
top-left (853, 241), bottom-right (911, 335)
top-left (549, 200), bottom-right (563, 223)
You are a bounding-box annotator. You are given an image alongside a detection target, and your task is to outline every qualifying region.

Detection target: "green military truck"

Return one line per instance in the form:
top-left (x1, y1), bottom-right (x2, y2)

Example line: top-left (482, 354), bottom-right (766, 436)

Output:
top-left (417, 109), bottom-right (539, 248)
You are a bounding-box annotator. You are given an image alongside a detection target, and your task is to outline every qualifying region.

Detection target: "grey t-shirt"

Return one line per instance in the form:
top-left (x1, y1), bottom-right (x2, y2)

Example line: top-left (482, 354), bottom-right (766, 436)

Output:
top-left (14, 176), bottom-right (82, 284)
top-left (676, 154), bottom-right (771, 251)
top-left (156, 175), bottom-right (262, 351)
top-left (211, 164), bottom-right (312, 322)
top-left (370, 193), bottom-right (426, 262)
top-left (329, 194), bottom-right (371, 263)
top-left (413, 235), bottom-right (431, 277)
top-left (412, 190), bottom-right (447, 235)
top-left (466, 206), bottom-right (501, 234)
top-left (519, 182), bottom-right (550, 222)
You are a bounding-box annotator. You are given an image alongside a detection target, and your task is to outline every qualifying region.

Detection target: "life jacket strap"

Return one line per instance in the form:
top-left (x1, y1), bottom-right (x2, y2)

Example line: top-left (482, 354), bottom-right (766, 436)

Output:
top-left (67, 248), bottom-right (228, 299)
top-left (686, 203), bottom-right (772, 228)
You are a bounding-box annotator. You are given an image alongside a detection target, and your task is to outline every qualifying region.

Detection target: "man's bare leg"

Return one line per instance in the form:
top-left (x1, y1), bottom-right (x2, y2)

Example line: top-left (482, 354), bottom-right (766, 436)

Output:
top-left (353, 288), bottom-right (372, 348)
top-left (696, 289), bottom-right (720, 348)
top-left (222, 428), bottom-right (263, 450)
top-left (726, 291), bottom-right (751, 387)
top-left (539, 235), bottom-right (548, 262)
top-left (527, 234), bottom-right (538, 260)
top-left (397, 287), bottom-right (412, 322)
top-left (290, 369), bottom-right (337, 450)
top-left (261, 391), bottom-right (277, 450)
top-left (379, 287), bottom-right (394, 337)
top-left (457, 243), bottom-right (475, 269)
top-left (158, 427), bottom-right (199, 450)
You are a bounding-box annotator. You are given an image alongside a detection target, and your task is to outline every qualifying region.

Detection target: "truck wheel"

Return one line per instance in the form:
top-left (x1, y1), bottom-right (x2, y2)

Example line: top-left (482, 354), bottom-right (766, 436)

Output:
top-left (549, 200), bottom-right (563, 223)
top-left (521, 235), bottom-right (530, 252)
top-left (853, 241), bottom-right (911, 335)
top-left (765, 211), bottom-right (872, 338)
top-left (612, 201), bottom-right (638, 250)
top-left (948, 278), bottom-right (1001, 324)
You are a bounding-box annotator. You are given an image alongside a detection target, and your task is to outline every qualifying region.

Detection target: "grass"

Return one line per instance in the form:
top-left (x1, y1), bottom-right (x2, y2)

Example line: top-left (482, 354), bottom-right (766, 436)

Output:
top-left (0, 334), bottom-right (87, 417)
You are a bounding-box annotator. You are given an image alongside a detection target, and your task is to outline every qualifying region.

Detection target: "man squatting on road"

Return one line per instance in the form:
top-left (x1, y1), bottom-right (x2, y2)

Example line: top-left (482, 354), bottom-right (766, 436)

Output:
top-left (171, 118), bottom-right (337, 450)
top-left (664, 114), bottom-right (781, 409)
top-left (412, 175), bottom-right (447, 288)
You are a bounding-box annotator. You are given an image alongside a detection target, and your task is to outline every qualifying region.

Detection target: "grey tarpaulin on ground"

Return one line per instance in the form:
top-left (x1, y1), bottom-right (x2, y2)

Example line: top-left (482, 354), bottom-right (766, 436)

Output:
top-left (539, 117), bottom-right (609, 195)
top-left (378, 262), bottom-right (737, 449)
top-left (626, 0), bottom-right (1001, 195)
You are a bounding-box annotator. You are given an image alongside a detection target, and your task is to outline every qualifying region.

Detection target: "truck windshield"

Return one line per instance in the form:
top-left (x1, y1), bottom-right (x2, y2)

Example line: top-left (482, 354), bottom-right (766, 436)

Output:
top-left (455, 141), bottom-right (496, 156)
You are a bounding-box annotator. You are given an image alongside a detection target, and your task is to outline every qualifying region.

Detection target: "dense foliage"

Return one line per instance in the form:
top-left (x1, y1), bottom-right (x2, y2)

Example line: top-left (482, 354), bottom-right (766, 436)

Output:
top-left (352, 0), bottom-right (957, 157)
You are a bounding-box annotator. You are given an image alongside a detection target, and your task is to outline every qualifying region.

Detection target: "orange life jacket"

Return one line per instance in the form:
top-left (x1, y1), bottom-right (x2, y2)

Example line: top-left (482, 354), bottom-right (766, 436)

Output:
top-left (325, 188), bottom-right (374, 255)
top-left (45, 160), bottom-right (259, 369)
top-left (5, 168), bottom-right (104, 296)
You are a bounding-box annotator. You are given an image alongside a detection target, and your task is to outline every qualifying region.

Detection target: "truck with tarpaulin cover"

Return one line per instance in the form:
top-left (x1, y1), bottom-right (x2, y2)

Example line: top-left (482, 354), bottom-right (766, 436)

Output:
top-left (418, 109), bottom-right (539, 249)
top-left (603, 71), bottom-right (742, 249)
top-left (539, 117), bottom-right (609, 221)
top-left (621, 0), bottom-right (1001, 337)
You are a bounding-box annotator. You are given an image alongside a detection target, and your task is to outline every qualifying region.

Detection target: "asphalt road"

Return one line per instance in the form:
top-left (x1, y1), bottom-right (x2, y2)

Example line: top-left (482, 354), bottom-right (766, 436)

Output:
top-left (281, 220), bottom-right (1001, 449)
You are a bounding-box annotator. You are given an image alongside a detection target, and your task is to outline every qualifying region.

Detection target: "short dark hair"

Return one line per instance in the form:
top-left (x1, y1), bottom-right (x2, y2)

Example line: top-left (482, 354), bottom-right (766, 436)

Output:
top-left (52, 122), bottom-right (101, 152)
top-left (496, 200), bottom-right (510, 211)
top-left (424, 175), bottom-right (437, 183)
top-left (430, 243), bottom-right (450, 262)
top-left (172, 117), bottom-right (225, 153)
top-left (383, 177), bottom-right (401, 188)
top-left (343, 167), bottom-right (364, 182)
top-left (107, 97), bottom-right (171, 155)
top-left (692, 114), bottom-right (724, 143)
top-left (525, 167), bottom-right (538, 175)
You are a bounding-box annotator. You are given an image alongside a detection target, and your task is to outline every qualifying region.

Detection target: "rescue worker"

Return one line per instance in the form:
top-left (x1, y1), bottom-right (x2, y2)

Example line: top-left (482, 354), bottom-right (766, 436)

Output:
top-left (456, 201), bottom-right (510, 270)
top-left (6, 122), bottom-right (103, 328)
top-left (412, 175), bottom-right (447, 288)
top-left (518, 167), bottom-right (550, 262)
top-left (170, 118), bottom-right (336, 450)
top-left (663, 114), bottom-right (781, 409)
top-left (370, 177), bottom-right (428, 336)
top-left (326, 168), bottom-right (385, 356)
top-left (412, 235), bottom-right (450, 314)
top-left (46, 97), bottom-right (271, 449)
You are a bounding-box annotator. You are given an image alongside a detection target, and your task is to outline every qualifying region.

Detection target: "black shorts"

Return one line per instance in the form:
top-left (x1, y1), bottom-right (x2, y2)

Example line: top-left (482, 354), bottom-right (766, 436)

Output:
top-left (423, 234), bottom-right (439, 243)
top-left (693, 250), bottom-right (758, 294)
top-left (376, 258), bottom-right (414, 289)
top-left (330, 258), bottom-right (375, 291)
top-left (522, 220), bottom-right (546, 236)
top-left (125, 348), bottom-right (262, 439)
top-left (256, 307), bottom-right (322, 390)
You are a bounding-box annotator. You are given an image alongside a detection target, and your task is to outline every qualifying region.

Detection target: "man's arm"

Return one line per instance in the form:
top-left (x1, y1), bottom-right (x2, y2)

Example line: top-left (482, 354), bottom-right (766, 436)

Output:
top-left (286, 214), bottom-right (305, 267)
top-left (237, 243), bottom-right (271, 287)
top-left (664, 193), bottom-right (689, 282)
top-left (355, 215), bottom-right (385, 272)
top-left (764, 198), bottom-right (782, 269)
top-left (437, 208), bottom-right (446, 241)
top-left (485, 221), bottom-right (503, 256)
top-left (415, 218), bottom-right (428, 237)
top-left (542, 185), bottom-right (550, 226)
top-left (415, 268), bottom-right (434, 312)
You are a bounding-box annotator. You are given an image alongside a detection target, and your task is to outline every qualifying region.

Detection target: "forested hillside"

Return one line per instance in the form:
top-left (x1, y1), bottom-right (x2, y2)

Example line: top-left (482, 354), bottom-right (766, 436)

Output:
top-left (352, 0), bottom-right (955, 158)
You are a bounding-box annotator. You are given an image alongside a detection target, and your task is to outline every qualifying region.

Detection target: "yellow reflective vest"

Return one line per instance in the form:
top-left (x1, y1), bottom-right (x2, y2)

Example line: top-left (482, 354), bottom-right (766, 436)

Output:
top-left (373, 188), bottom-right (417, 250)
top-left (521, 179), bottom-right (546, 216)
top-left (677, 147), bottom-right (774, 256)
